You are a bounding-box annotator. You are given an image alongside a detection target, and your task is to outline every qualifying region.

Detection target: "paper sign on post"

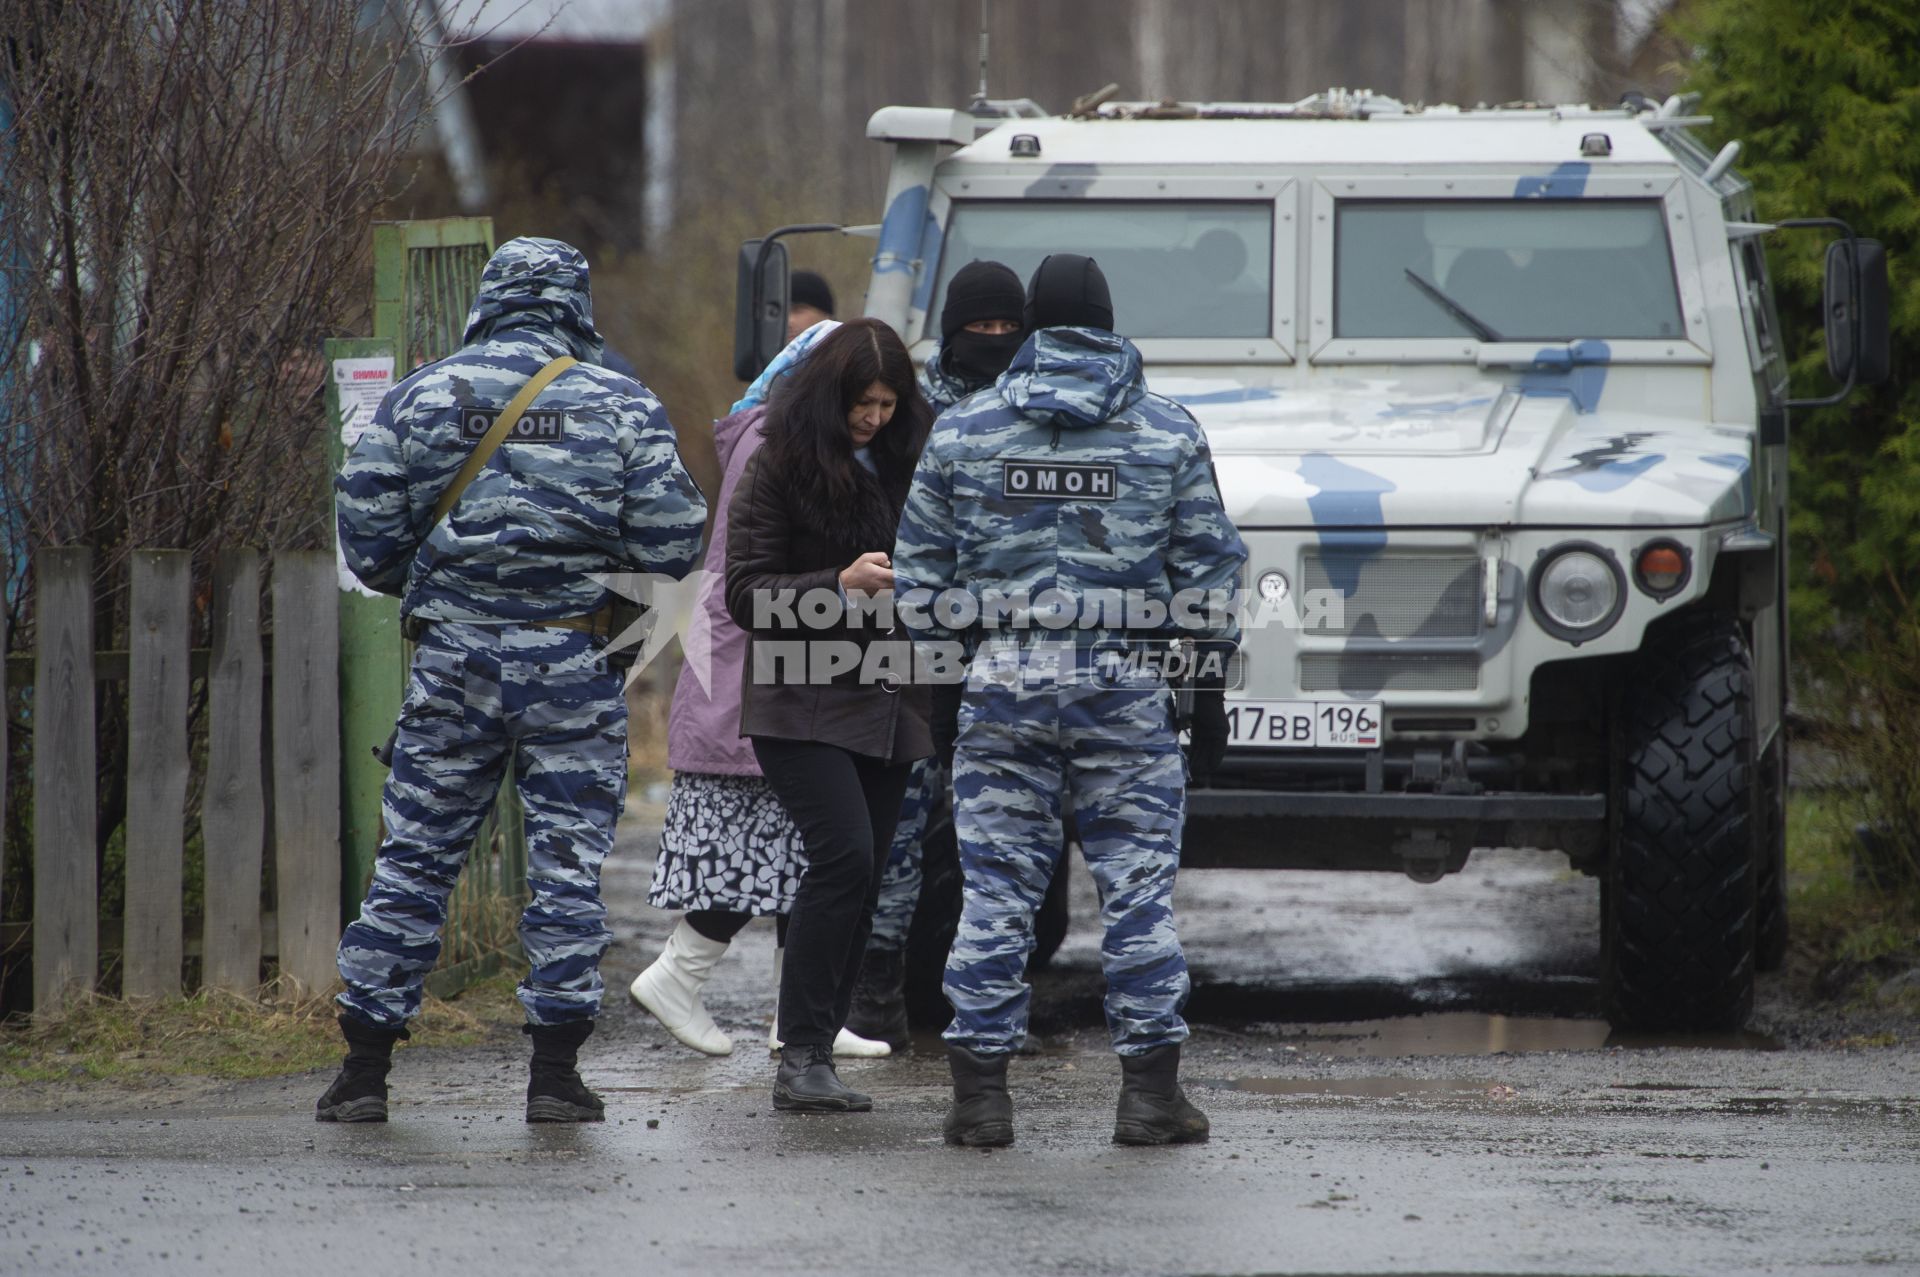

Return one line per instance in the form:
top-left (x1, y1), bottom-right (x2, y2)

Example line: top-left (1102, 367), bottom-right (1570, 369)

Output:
top-left (332, 356), bottom-right (394, 450)
top-left (329, 353), bottom-right (395, 599)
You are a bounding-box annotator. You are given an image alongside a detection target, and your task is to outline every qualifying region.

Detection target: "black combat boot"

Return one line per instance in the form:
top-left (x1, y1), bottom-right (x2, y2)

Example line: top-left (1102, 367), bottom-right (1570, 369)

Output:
top-left (316, 1014), bottom-right (407, 1123)
top-left (844, 948), bottom-right (910, 1050)
top-left (773, 1043), bottom-right (873, 1112)
top-left (943, 1046), bottom-right (1014, 1148)
top-left (1112, 1044), bottom-right (1210, 1145)
top-left (524, 1020), bottom-right (606, 1123)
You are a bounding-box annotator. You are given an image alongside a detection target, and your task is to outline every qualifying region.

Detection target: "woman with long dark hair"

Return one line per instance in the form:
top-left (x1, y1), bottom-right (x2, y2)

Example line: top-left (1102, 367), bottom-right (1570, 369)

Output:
top-left (630, 319), bottom-right (888, 1062)
top-left (726, 318), bottom-right (934, 1111)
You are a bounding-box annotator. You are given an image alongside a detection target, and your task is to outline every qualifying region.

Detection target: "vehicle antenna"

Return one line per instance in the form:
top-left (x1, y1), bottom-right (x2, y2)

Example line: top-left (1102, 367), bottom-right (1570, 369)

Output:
top-left (973, 0), bottom-right (990, 109)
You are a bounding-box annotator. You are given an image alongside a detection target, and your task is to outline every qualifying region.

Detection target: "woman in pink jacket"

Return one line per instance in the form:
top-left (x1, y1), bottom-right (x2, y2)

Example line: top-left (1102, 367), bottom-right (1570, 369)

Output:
top-left (628, 321), bottom-right (889, 1058)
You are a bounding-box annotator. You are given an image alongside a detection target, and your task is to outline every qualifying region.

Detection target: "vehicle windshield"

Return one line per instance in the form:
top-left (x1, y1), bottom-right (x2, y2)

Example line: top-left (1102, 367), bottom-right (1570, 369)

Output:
top-left (1335, 200), bottom-right (1684, 341)
top-left (930, 201), bottom-right (1273, 340)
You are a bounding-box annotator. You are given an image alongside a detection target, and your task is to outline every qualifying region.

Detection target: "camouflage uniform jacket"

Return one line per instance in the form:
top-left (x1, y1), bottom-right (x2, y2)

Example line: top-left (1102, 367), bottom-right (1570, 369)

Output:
top-left (917, 342), bottom-right (977, 415)
top-left (895, 327), bottom-right (1247, 650)
top-left (336, 237), bottom-right (706, 621)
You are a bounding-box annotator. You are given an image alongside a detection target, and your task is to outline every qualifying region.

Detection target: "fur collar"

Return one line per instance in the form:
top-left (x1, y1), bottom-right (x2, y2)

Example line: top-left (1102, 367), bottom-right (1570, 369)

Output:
top-left (786, 459), bottom-right (906, 555)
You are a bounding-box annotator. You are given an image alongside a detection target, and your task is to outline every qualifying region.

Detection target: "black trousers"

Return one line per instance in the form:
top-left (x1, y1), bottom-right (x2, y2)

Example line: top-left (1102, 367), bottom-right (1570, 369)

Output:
top-left (751, 736), bottom-right (912, 1047)
top-left (686, 909), bottom-right (789, 947)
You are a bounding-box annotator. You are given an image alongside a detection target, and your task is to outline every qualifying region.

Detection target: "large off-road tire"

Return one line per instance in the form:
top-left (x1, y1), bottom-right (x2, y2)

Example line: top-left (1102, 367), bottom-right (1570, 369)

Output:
top-left (1603, 611), bottom-right (1759, 1032)
top-left (1755, 737), bottom-right (1790, 973)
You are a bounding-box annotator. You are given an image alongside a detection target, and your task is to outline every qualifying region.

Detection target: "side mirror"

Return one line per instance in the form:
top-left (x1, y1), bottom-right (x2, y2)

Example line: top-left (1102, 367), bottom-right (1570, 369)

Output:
top-left (1823, 237), bottom-right (1891, 387)
top-left (732, 237), bottom-right (790, 383)
top-left (1780, 219), bottom-right (1891, 409)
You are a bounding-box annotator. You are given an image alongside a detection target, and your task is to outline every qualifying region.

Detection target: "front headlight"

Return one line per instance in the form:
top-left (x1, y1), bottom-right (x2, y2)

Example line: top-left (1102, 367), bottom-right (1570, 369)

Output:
top-left (1529, 543), bottom-right (1624, 642)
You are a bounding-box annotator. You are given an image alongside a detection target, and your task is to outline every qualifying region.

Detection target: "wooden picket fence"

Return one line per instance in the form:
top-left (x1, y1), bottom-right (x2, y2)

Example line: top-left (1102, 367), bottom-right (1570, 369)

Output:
top-left (5, 546), bottom-right (340, 1013)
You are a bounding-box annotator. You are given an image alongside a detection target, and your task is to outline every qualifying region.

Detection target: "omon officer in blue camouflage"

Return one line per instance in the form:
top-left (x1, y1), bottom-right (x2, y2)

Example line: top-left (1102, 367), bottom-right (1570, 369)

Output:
top-left (323, 237), bottom-right (706, 1124)
top-left (893, 254), bottom-right (1247, 1146)
top-left (847, 259), bottom-right (1030, 1047)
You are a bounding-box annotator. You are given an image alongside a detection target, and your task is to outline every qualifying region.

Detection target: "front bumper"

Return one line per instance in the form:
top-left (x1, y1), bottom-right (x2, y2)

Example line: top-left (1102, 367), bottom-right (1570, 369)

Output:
top-left (1180, 786), bottom-right (1606, 877)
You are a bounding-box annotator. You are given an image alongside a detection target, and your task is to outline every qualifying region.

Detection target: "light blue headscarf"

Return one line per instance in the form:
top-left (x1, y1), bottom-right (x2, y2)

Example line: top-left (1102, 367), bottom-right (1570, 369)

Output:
top-left (729, 319), bottom-right (842, 414)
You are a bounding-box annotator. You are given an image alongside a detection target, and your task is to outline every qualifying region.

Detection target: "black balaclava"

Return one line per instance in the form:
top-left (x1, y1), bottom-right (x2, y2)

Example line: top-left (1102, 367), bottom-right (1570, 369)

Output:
top-left (1024, 253), bottom-right (1114, 333)
top-left (940, 259), bottom-right (1026, 387)
top-left (789, 269), bottom-right (835, 316)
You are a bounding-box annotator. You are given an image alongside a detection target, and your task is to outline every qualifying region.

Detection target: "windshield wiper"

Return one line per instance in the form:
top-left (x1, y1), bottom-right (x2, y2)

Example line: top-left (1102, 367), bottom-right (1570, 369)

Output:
top-left (1403, 269), bottom-right (1505, 343)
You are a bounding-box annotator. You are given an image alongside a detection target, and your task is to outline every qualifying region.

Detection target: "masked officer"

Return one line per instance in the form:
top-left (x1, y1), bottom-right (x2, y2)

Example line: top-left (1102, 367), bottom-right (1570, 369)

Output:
top-left (323, 237), bottom-right (706, 1124)
top-left (847, 259), bottom-right (1030, 1047)
top-left (894, 253), bottom-right (1246, 1147)
top-left (917, 259), bottom-right (1028, 414)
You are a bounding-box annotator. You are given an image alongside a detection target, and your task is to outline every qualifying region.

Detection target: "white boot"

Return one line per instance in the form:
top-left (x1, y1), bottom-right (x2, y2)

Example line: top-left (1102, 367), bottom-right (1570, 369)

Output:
top-left (833, 1027), bottom-right (894, 1058)
top-left (767, 946), bottom-right (784, 1052)
top-left (629, 919), bottom-right (733, 1056)
top-left (766, 945), bottom-right (893, 1057)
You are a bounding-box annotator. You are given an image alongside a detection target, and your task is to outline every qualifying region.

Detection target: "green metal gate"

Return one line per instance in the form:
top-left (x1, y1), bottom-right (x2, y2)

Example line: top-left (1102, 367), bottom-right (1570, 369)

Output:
top-left (373, 219), bottom-right (497, 373)
top-left (340, 217), bottom-right (525, 998)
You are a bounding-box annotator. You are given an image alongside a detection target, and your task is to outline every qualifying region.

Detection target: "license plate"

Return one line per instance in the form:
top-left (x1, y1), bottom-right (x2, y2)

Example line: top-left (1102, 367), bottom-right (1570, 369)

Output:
top-left (1225, 699), bottom-right (1382, 749)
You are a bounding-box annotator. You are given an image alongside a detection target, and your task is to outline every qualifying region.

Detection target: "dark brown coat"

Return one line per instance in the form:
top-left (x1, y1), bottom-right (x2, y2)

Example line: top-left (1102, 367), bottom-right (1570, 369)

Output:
top-left (724, 447), bottom-right (932, 764)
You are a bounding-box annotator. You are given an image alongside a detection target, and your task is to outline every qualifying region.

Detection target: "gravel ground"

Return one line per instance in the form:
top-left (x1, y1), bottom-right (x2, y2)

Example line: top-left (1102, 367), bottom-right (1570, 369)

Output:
top-left (3, 804), bottom-right (1916, 1276)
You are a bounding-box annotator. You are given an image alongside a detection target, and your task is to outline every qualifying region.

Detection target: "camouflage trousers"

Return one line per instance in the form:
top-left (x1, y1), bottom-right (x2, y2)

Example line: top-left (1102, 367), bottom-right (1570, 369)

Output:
top-left (943, 647), bottom-right (1190, 1056)
top-left (869, 755), bottom-right (943, 952)
top-left (336, 622), bottom-right (626, 1029)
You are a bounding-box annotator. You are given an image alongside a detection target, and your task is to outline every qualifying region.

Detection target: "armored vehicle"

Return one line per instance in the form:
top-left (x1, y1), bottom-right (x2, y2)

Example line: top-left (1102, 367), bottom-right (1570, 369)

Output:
top-left (735, 88), bottom-right (1889, 1031)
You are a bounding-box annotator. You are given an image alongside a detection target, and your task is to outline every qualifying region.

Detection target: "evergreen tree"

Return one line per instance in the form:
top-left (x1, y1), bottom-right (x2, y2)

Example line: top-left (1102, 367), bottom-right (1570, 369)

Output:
top-left (1682, 0), bottom-right (1920, 634)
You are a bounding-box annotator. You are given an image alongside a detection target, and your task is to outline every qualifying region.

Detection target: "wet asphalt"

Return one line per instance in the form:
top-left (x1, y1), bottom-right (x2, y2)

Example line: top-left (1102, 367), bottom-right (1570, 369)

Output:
top-left (3, 807), bottom-right (1917, 1276)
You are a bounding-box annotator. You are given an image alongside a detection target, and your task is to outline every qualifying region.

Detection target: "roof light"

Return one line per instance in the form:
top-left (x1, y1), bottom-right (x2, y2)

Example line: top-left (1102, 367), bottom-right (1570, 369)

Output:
top-left (1009, 133), bottom-right (1041, 157)
top-left (1702, 140), bottom-right (1742, 184)
top-left (1580, 132), bottom-right (1612, 157)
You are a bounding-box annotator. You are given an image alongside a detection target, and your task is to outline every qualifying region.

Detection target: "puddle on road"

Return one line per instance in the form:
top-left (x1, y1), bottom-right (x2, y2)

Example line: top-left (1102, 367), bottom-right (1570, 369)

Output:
top-left (1262, 1012), bottom-right (1779, 1058)
top-left (1231, 1076), bottom-right (1499, 1099)
top-left (593, 1085), bottom-right (761, 1097)
top-left (1608, 1028), bottom-right (1782, 1051)
top-left (1272, 1011), bottom-right (1607, 1057)
top-left (1712, 1095), bottom-right (1913, 1117)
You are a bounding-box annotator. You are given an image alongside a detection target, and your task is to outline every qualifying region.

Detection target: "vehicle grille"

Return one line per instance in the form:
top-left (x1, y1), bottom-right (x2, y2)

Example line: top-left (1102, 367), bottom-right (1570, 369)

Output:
top-left (1299, 651), bottom-right (1481, 693)
top-left (1302, 552), bottom-right (1481, 639)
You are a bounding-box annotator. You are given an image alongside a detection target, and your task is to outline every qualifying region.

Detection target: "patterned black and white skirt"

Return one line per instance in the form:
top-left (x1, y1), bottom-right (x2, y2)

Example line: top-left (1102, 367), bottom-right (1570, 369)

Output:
top-left (647, 771), bottom-right (805, 915)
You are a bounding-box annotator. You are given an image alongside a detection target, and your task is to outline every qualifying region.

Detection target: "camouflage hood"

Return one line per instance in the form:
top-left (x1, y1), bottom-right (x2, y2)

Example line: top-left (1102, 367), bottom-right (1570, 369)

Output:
top-left (460, 236), bottom-right (605, 364)
top-left (999, 327), bottom-right (1145, 430)
top-left (918, 341), bottom-right (977, 414)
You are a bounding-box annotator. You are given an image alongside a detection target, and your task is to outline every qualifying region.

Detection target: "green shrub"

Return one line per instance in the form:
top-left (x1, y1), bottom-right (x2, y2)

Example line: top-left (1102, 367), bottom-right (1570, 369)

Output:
top-left (1683, 0), bottom-right (1920, 920)
top-left (1682, 0), bottom-right (1920, 637)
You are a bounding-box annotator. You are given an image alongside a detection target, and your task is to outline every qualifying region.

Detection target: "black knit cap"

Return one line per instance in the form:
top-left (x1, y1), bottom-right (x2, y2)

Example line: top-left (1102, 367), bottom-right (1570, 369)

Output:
top-left (789, 269), bottom-right (835, 316)
top-left (940, 260), bottom-right (1025, 343)
top-left (1025, 253), bottom-right (1114, 333)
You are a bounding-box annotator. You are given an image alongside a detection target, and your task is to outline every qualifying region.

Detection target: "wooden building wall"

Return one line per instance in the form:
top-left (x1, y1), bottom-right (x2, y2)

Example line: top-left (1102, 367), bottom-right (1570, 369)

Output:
top-left (658, 0), bottom-right (1630, 237)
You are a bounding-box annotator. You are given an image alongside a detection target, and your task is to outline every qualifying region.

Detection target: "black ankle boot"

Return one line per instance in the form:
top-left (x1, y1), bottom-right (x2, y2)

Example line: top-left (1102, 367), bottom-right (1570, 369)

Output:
top-left (944, 1046), bottom-right (1014, 1147)
top-left (1113, 1044), bottom-right (1209, 1145)
top-left (845, 948), bottom-right (910, 1049)
top-left (773, 1044), bottom-right (873, 1112)
top-left (316, 1014), bottom-right (407, 1123)
top-left (524, 1020), bottom-right (606, 1123)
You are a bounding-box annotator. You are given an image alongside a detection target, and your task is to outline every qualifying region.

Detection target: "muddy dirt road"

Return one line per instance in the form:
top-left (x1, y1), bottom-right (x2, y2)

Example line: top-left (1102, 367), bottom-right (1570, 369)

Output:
top-left (3, 811), bottom-right (1916, 1276)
